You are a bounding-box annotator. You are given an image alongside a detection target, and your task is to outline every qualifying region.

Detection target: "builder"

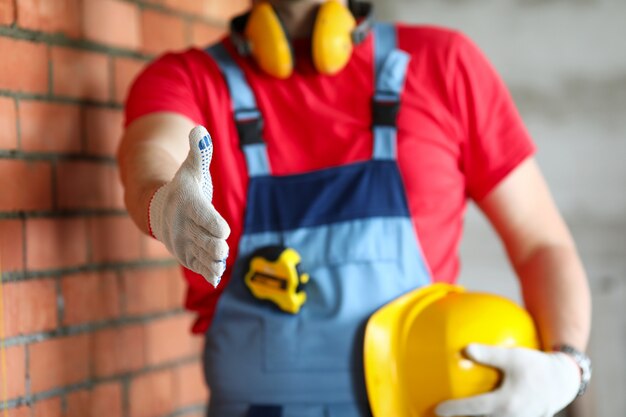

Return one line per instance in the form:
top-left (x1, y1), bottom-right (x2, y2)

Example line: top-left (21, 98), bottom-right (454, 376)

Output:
top-left (117, 1), bottom-right (591, 416)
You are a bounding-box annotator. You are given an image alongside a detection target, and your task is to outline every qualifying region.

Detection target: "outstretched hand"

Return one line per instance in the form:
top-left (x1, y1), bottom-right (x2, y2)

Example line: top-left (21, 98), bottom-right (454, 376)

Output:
top-left (149, 125), bottom-right (231, 286)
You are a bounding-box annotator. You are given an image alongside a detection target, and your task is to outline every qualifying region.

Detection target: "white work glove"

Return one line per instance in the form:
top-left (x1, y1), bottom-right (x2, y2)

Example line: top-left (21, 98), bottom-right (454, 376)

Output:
top-left (149, 125), bottom-right (230, 287)
top-left (435, 344), bottom-right (581, 417)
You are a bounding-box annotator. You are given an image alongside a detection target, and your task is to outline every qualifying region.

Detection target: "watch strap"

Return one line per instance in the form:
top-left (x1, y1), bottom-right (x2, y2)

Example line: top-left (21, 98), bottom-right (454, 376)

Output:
top-left (553, 344), bottom-right (592, 397)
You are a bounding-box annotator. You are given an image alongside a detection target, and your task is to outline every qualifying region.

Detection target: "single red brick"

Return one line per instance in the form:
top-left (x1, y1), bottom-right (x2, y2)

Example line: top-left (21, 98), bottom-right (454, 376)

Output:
top-left (113, 57), bottom-right (146, 104)
top-left (67, 390), bottom-right (90, 417)
top-left (67, 382), bottom-right (122, 417)
top-left (29, 333), bottom-right (91, 393)
top-left (84, 107), bottom-right (124, 157)
top-left (91, 383), bottom-right (123, 417)
top-left (33, 396), bottom-right (63, 417)
top-left (174, 362), bottom-right (207, 407)
top-left (3, 278), bottom-right (57, 337)
top-left (0, 160), bottom-right (52, 211)
top-left (56, 161), bottom-right (123, 210)
top-left (190, 21), bottom-right (224, 48)
top-left (204, 0), bottom-right (250, 21)
top-left (192, 334), bottom-right (204, 355)
top-left (0, 219), bottom-right (24, 271)
top-left (123, 266), bottom-right (183, 316)
top-left (141, 9), bottom-right (186, 55)
top-left (0, 0), bottom-right (15, 25)
top-left (5, 345), bottom-right (26, 399)
top-left (83, 0), bottom-right (140, 50)
top-left (129, 369), bottom-right (175, 417)
top-left (61, 271), bottom-right (120, 325)
top-left (145, 314), bottom-right (196, 365)
top-left (92, 324), bottom-right (146, 377)
top-left (7, 405), bottom-right (30, 417)
top-left (25, 218), bottom-right (88, 270)
top-left (167, 265), bottom-right (186, 309)
top-left (17, 0), bottom-right (81, 37)
top-left (51, 47), bottom-right (110, 101)
top-left (0, 97), bottom-right (17, 150)
top-left (162, 0), bottom-right (202, 15)
top-left (19, 101), bottom-right (82, 153)
top-left (0, 37), bottom-right (49, 93)
top-left (88, 215), bottom-right (142, 263)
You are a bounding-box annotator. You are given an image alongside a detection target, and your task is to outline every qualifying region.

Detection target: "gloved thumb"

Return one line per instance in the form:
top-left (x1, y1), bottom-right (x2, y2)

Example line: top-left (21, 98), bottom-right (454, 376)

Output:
top-left (184, 125), bottom-right (214, 177)
top-left (180, 125), bottom-right (215, 202)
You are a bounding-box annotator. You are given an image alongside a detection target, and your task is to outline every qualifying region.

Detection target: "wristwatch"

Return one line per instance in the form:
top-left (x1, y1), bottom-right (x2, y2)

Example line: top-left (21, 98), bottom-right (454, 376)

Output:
top-left (554, 344), bottom-right (592, 397)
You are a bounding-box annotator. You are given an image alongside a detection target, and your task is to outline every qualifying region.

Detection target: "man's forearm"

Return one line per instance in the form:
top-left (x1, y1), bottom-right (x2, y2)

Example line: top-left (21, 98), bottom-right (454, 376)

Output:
top-left (515, 243), bottom-right (591, 351)
top-left (119, 143), bottom-right (179, 235)
top-left (477, 159), bottom-right (592, 352)
top-left (117, 113), bottom-right (195, 235)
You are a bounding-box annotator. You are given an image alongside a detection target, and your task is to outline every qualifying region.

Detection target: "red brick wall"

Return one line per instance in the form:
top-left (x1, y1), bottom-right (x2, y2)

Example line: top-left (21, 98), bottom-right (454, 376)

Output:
top-left (0, 1), bottom-right (249, 416)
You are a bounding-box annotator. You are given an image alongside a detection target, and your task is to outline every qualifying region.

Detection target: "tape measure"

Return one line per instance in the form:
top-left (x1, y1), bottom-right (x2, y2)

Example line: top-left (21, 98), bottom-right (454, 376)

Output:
top-left (244, 246), bottom-right (310, 314)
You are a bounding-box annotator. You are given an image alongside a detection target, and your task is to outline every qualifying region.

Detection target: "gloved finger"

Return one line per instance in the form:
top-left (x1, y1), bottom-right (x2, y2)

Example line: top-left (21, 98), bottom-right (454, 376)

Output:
top-left (211, 259), bottom-right (227, 278)
top-left (200, 236), bottom-right (229, 262)
top-left (464, 344), bottom-right (515, 371)
top-left (435, 391), bottom-right (499, 417)
top-left (189, 258), bottom-right (222, 287)
top-left (187, 225), bottom-right (229, 261)
top-left (192, 204), bottom-right (231, 239)
top-left (201, 261), bottom-right (226, 287)
top-left (192, 245), bottom-right (227, 277)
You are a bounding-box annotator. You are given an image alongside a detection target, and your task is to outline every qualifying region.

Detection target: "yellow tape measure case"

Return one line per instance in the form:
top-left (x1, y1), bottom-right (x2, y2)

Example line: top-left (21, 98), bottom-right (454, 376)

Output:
top-left (244, 246), bottom-right (310, 314)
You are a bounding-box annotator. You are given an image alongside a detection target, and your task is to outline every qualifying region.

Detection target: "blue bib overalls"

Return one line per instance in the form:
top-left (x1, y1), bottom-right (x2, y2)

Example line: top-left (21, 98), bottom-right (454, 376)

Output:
top-left (204, 23), bottom-right (431, 417)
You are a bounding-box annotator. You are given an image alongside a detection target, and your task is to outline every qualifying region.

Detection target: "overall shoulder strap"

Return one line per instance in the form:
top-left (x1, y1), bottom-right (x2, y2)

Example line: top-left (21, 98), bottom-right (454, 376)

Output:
top-left (371, 22), bottom-right (411, 161)
top-left (206, 42), bottom-right (270, 177)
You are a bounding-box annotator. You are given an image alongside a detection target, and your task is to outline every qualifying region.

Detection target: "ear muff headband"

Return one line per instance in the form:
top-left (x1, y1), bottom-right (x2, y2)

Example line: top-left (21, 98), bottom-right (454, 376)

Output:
top-left (230, 1), bottom-right (373, 79)
top-left (349, 1), bottom-right (373, 44)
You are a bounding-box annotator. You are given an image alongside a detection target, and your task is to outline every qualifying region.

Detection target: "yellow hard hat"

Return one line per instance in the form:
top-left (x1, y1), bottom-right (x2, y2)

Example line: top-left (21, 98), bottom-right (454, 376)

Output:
top-left (364, 283), bottom-right (540, 417)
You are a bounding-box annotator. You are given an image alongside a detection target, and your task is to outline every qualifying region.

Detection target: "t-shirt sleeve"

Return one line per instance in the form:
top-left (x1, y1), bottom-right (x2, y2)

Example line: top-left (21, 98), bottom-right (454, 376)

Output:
top-left (124, 51), bottom-right (205, 127)
top-left (449, 32), bottom-right (536, 201)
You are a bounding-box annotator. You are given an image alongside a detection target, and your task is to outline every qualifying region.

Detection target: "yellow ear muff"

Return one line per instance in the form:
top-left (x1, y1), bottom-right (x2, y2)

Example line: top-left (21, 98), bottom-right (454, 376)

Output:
top-left (312, 0), bottom-right (357, 75)
top-left (245, 2), bottom-right (294, 79)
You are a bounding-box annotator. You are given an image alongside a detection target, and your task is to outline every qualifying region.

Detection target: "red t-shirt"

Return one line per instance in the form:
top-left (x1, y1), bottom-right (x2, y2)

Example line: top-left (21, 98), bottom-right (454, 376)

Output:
top-left (125, 24), bottom-right (535, 333)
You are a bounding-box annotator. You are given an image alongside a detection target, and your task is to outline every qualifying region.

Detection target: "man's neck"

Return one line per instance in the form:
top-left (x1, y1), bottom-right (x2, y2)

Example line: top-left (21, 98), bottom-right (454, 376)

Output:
top-left (263, 0), bottom-right (348, 39)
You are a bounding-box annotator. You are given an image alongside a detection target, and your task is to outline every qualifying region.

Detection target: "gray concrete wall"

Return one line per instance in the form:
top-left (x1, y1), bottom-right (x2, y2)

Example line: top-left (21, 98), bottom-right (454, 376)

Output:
top-left (371, 1), bottom-right (626, 416)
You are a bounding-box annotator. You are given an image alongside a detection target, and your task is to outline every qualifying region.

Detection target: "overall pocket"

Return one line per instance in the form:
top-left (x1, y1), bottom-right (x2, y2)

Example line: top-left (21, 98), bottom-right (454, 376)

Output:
top-left (262, 217), bottom-right (422, 373)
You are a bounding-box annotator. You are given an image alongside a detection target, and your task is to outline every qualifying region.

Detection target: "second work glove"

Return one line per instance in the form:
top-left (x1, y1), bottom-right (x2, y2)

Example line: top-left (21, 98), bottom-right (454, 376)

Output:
top-left (149, 125), bottom-right (230, 286)
top-left (435, 344), bottom-right (581, 417)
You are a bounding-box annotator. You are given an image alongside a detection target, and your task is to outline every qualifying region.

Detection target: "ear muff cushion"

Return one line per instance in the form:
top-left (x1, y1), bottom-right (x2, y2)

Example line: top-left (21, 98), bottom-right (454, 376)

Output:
top-left (312, 0), bottom-right (356, 75)
top-left (245, 3), bottom-right (294, 79)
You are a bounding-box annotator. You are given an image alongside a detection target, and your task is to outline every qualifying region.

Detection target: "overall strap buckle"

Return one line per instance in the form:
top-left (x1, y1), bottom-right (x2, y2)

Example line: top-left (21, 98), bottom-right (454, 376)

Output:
top-left (206, 43), bottom-right (270, 177)
top-left (235, 109), bottom-right (265, 147)
top-left (371, 23), bottom-right (410, 161)
top-left (372, 92), bottom-right (400, 127)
